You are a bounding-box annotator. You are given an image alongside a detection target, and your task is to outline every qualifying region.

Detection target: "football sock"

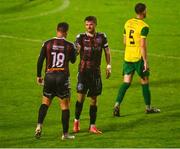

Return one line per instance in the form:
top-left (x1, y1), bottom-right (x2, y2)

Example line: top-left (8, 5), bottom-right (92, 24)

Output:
top-left (89, 105), bottom-right (97, 125)
top-left (62, 109), bottom-right (70, 134)
top-left (38, 104), bottom-right (49, 124)
top-left (75, 101), bottom-right (83, 120)
top-left (146, 105), bottom-right (151, 110)
top-left (142, 84), bottom-right (151, 106)
top-left (115, 83), bottom-right (131, 106)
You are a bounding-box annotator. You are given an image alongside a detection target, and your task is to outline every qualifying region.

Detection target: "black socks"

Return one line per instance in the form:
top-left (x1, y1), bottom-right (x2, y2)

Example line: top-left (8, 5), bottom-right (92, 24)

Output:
top-left (89, 105), bottom-right (97, 125)
top-left (75, 101), bottom-right (83, 120)
top-left (38, 104), bottom-right (49, 124)
top-left (62, 109), bottom-right (70, 134)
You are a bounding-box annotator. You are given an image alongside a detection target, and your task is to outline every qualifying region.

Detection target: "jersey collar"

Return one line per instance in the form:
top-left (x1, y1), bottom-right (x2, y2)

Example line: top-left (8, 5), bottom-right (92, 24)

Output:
top-left (85, 32), bottom-right (96, 37)
top-left (54, 37), bottom-right (65, 39)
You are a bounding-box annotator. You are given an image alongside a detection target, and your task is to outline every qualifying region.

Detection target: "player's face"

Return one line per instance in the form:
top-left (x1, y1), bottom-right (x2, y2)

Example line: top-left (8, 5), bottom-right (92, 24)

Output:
top-left (85, 21), bottom-right (96, 34)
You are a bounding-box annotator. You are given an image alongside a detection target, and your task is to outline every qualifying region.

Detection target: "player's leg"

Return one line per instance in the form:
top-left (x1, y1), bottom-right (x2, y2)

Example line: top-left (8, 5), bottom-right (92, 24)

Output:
top-left (137, 59), bottom-right (160, 113)
top-left (35, 96), bottom-right (52, 138)
top-left (113, 61), bottom-right (135, 117)
top-left (141, 77), bottom-right (151, 109)
top-left (113, 74), bottom-right (132, 117)
top-left (89, 96), bottom-right (102, 134)
top-left (87, 72), bottom-right (102, 134)
top-left (73, 72), bottom-right (87, 133)
top-left (56, 73), bottom-right (75, 140)
top-left (73, 93), bottom-right (85, 132)
top-left (35, 73), bottom-right (56, 138)
top-left (59, 98), bottom-right (75, 140)
top-left (140, 77), bottom-right (160, 113)
top-left (75, 93), bottom-right (86, 120)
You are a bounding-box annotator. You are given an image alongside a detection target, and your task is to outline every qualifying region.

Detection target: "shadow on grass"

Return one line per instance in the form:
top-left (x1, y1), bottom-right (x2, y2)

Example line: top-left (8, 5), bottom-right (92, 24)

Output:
top-left (101, 104), bottom-right (180, 133)
top-left (104, 78), bottom-right (180, 89)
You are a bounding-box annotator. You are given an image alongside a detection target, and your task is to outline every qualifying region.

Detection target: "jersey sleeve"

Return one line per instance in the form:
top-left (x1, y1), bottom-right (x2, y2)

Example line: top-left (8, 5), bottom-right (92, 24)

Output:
top-left (70, 43), bottom-right (77, 64)
top-left (141, 26), bottom-right (149, 38)
top-left (102, 33), bottom-right (109, 48)
top-left (75, 34), bottom-right (82, 47)
top-left (37, 43), bottom-right (46, 77)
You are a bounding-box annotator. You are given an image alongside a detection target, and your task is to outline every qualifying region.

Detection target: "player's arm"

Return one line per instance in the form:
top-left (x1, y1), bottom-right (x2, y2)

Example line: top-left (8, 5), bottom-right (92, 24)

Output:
top-left (37, 45), bottom-right (46, 85)
top-left (123, 28), bottom-right (126, 46)
top-left (104, 47), bottom-right (111, 79)
top-left (140, 26), bottom-right (149, 72)
top-left (103, 34), bottom-right (111, 79)
top-left (74, 34), bottom-right (82, 55)
top-left (70, 44), bottom-right (77, 64)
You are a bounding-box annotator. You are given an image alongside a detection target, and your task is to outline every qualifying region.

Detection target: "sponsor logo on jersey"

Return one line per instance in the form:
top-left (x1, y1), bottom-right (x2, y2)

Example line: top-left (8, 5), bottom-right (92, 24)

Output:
top-left (53, 45), bottom-right (64, 50)
top-left (84, 46), bottom-right (91, 51)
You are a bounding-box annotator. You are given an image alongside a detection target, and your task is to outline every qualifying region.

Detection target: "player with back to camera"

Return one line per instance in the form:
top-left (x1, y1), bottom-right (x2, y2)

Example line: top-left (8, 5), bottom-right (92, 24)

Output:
top-left (35, 22), bottom-right (76, 140)
top-left (113, 3), bottom-right (160, 117)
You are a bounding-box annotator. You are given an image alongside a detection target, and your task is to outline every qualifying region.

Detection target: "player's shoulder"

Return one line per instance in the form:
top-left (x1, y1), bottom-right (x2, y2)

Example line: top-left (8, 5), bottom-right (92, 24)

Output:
top-left (97, 32), bottom-right (107, 38)
top-left (41, 38), bottom-right (54, 47)
top-left (76, 33), bottom-right (86, 39)
top-left (124, 18), bottom-right (133, 25)
top-left (143, 21), bottom-right (149, 28)
top-left (64, 39), bottom-right (75, 47)
top-left (140, 19), bottom-right (149, 28)
top-left (126, 18), bottom-right (134, 23)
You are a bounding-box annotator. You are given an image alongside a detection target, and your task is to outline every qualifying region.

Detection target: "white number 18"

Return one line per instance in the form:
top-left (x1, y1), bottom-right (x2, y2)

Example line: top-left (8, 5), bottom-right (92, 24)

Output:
top-left (51, 52), bottom-right (65, 68)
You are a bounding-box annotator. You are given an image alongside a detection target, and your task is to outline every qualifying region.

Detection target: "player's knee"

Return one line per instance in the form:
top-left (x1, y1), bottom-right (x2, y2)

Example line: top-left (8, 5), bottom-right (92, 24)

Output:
top-left (124, 74), bottom-right (133, 83)
top-left (90, 97), bottom-right (97, 106)
top-left (60, 98), bottom-right (70, 110)
top-left (77, 93), bottom-right (86, 103)
top-left (42, 96), bottom-right (51, 106)
top-left (141, 77), bottom-right (149, 84)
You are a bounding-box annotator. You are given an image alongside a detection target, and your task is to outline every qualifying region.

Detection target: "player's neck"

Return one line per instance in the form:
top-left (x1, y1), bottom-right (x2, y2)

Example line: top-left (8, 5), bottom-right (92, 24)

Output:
top-left (86, 32), bottom-right (96, 37)
top-left (136, 15), bottom-right (144, 20)
top-left (57, 32), bottom-right (67, 38)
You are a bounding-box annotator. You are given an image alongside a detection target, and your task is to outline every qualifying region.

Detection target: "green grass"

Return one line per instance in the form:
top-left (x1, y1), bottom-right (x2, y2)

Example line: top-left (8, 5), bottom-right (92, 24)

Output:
top-left (0, 0), bottom-right (180, 147)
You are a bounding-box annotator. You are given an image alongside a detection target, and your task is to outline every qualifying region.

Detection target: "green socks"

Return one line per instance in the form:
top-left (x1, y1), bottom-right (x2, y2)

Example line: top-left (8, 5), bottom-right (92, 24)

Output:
top-left (115, 83), bottom-right (131, 105)
top-left (142, 84), bottom-right (151, 106)
top-left (115, 83), bottom-right (151, 108)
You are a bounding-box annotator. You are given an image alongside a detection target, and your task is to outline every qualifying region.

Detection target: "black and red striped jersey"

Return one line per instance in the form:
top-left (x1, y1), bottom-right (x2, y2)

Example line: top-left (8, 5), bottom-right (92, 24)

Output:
top-left (75, 32), bottom-right (108, 72)
top-left (37, 37), bottom-right (76, 77)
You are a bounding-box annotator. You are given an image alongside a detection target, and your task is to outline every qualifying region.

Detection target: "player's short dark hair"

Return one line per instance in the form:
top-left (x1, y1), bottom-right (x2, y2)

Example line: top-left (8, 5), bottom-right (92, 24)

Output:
top-left (84, 16), bottom-right (97, 25)
top-left (57, 22), bottom-right (69, 33)
top-left (135, 3), bottom-right (146, 14)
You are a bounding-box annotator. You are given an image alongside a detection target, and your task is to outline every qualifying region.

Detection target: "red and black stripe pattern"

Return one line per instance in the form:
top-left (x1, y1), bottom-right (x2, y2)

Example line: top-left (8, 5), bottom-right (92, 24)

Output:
top-left (75, 32), bottom-right (108, 73)
top-left (37, 37), bottom-right (76, 77)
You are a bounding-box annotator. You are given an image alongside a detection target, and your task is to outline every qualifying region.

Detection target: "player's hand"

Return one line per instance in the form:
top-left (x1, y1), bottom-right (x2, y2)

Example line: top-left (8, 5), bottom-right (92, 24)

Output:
top-left (76, 43), bottom-right (81, 55)
top-left (106, 64), bottom-right (111, 79)
top-left (37, 77), bottom-right (44, 86)
top-left (143, 62), bottom-right (149, 72)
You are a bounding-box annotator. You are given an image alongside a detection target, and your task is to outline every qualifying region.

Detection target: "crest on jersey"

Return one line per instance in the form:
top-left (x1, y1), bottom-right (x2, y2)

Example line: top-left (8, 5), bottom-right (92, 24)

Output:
top-left (96, 37), bottom-right (102, 44)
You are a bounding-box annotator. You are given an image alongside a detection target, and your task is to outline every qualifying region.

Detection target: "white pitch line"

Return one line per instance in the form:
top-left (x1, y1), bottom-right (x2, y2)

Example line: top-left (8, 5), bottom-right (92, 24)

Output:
top-left (112, 49), bottom-right (180, 60)
top-left (0, 34), bottom-right (180, 60)
top-left (0, 35), bottom-right (42, 43)
top-left (0, 0), bottom-right (70, 23)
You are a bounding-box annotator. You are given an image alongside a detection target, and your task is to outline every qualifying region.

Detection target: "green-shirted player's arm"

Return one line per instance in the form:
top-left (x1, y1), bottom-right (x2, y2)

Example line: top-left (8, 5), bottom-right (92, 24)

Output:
top-left (140, 26), bottom-right (149, 72)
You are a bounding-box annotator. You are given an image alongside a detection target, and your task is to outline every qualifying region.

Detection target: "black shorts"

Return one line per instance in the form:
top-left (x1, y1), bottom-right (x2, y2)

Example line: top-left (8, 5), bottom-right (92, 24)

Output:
top-left (43, 72), bottom-right (70, 99)
top-left (77, 71), bottom-right (102, 97)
